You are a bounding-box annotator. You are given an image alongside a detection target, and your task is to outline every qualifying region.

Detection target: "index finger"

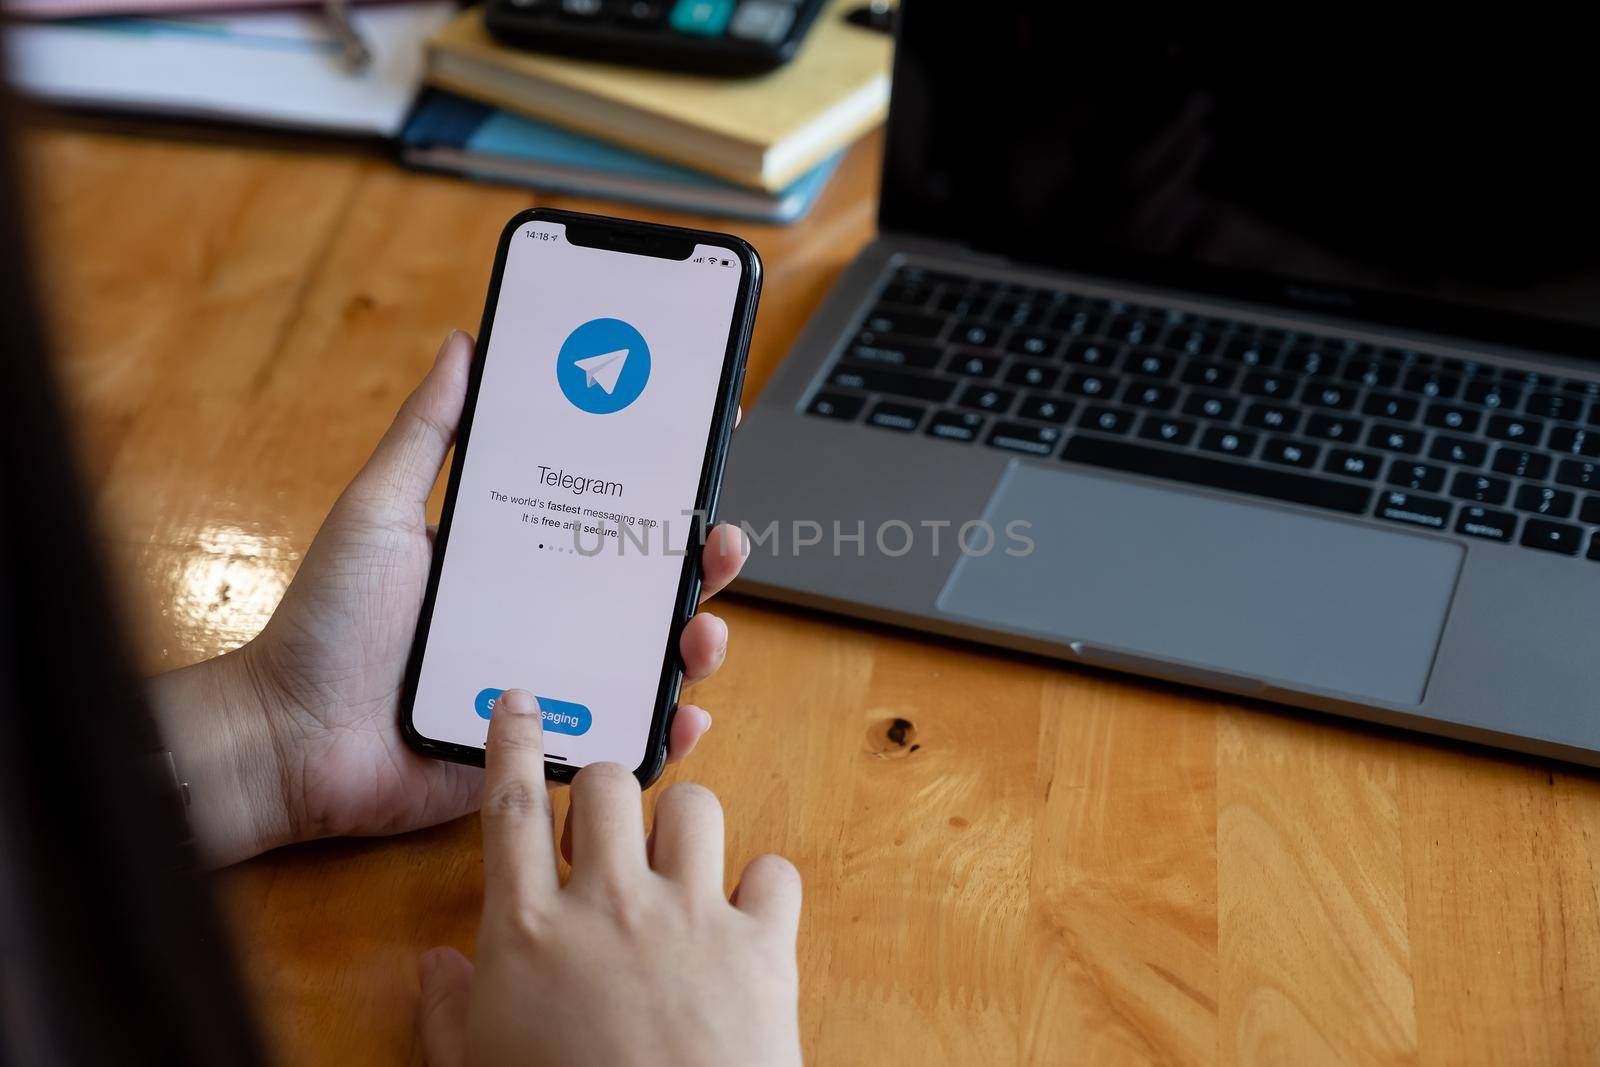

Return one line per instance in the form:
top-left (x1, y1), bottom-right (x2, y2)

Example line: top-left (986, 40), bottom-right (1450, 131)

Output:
top-left (480, 689), bottom-right (560, 913)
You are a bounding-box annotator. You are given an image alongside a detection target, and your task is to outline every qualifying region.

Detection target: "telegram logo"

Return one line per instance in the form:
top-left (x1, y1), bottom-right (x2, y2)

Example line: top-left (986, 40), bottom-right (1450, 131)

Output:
top-left (556, 317), bottom-right (651, 414)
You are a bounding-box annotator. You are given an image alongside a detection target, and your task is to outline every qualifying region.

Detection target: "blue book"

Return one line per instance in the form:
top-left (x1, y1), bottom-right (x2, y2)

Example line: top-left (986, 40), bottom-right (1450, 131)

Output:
top-left (400, 91), bottom-right (841, 225)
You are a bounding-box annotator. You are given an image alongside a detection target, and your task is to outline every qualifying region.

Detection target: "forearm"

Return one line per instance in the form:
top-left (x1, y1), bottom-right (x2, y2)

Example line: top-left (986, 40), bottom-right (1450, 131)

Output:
top-left (146, 646), bottom-right (293, 868)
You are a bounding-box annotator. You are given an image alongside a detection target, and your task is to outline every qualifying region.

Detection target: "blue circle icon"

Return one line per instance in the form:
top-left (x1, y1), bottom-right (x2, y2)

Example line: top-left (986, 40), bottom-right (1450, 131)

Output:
top-left (556, 317), bottom-right (651, 414)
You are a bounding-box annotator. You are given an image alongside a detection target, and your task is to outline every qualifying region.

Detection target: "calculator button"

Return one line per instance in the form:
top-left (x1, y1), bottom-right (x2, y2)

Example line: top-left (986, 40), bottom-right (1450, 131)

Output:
top-left (669, 0), bottom-right (734, 34)
top-left (728, 0), bottom-right (795, 43)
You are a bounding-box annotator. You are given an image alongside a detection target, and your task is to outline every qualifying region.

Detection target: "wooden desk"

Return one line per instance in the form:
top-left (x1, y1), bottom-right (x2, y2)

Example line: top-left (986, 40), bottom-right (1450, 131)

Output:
top-left (27, 122), bottom-right (1600, 1065)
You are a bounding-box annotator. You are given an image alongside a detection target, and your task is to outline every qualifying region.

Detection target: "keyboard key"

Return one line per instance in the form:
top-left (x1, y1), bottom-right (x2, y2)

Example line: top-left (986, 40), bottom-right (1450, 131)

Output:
top-left (1388, 460), bottom-right (1446, 492)
top-left (1368, 423), bottom-right (1424, 454)
top-left (1305, 413), bottom-right (1363, 442)
top-left (1062, 340), bottom-right (1121, 367)
top-left (1521, 518), bottom-right (1583, 556)
top-left (829, 364), bottom-right (956, 402)
top-left (1401, 369), bottom-right (1460, 398)
top-left (1491, 448), bottom-right (1552, 480)
top-left (1302, 382), bottom-right (1357, 410)
top-left (1126, 349), bottom-right (1179, 379)
top-left (1243, 403), bottom-right (1301, 433)
top-left (1182, 391), bottom-right (1240, 421)
top-left (1342, 356), bottom-right (1399, 388)
top-left (952, 320), bottom-right (1000, 348)
top-left (934, 289), bottom-right (989, 317)
top-left (1004, 361), bottom-right (1061, 390)
top-left (1591, 401), bottom-right (1600, 426)
top-left (1515, 484), bottom-right (1575, 517)
top-left (1136, 415), bottom-right (1197, 447)
top-left (862, 308), bottom-right (944, 338)
top-left (1585, 496), bottom-right (1600, 524)
top-left (1423, 403), bottom-right (1481, 433)
top-left (1283, 342), bottom-right (1341, 376)
top-left (1104, 314), bottom-right (1157, 345)
top-left (1486, 414), bottom-right (1545, 445)
top-left (1374, 490), bottom-right (1452, 530)
top-left (1241, 371), bottom-right (1295, 399)
top-left (1053, 308), bottom-right (1104, 337)
top-left (1061, 437), bottom-right (1372, 514)
top-left (1526, 390), bottom-right (1583, 421)
top-left (1450, 472), bottom-right (1510, 505)
top-left (1261, 437), bottom-right (1320, 468)
top-left (1591, 532), bottom-right (1600, 562)
top-left (1080, 405), bottom-right (1136, 435)
top-left (866, 401), bottom-right (925, 432)
top-left (1121, 381), bottom-right (1180, 410)
top-left (847, 338), bottom-right (944, 370)
top-left (1325, 449), bottom-right (1382, 480)
top-left (880, 274), bottom-right (933, 307)
top-left (1064, 371), bottom-right (1120, 399)
top-left (1555, 459), bottom-right (1600, 490)
top-left (1361, 392), bottom-right (1420, 421)
top-left (947, 351), bottom-right (1002, 378)
top-left (806, 391), bottom-right (865, 421)
top-left (1429, 435), bottom-right (1488, 467)
top-left (1168, 327), bottom-right (1219, 357)
top-left (986, 421), bottom-right (1063, 456)
top-left (1017, 395), bottom-right (1074, 423)
top-left (1198, 427), bottom-right (1258, 457)
top-left (1548, 426), bottom-right (1600, 457)
top-left (1455, 506), bottom-right (1517, 543)
top-left (957, 385), bottom-right (1016, 413)
top-left (1463, 380), bottom-right (1522, 410)
top-left (1220, 335), bottom-right (1280, 367)
top-left (1180, 360), bottom-right (1237, 388)
top-left (925, 410), bottom-right (984, 443)
top-left (1004, 330), bottom-right (1062, 359)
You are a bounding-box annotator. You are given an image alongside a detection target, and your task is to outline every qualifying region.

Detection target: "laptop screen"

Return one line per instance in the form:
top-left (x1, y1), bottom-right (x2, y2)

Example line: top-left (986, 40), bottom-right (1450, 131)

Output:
top-left (879, 11), bottom-right (1600, 355)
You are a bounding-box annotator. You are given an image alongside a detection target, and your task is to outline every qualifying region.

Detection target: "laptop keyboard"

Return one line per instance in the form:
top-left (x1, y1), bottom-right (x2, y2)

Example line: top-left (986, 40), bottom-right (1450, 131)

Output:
top-left (805, 265), bottom-right (1600, 562)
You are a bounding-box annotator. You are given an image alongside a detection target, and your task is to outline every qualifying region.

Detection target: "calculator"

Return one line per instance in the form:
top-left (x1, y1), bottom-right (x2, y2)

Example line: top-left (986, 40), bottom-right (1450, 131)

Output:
top-left (484, 0), bottom-right (829, 76)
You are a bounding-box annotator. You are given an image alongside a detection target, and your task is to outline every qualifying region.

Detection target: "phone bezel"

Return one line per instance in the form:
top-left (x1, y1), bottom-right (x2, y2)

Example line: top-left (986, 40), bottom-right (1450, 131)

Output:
top-left (397, 207), bottom-right (761, 787)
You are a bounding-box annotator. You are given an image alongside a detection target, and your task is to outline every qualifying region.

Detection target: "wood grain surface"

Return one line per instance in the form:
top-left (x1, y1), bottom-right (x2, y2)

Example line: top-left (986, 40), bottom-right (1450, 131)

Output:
top-left (23, 120), bottom-right (1600, 1066)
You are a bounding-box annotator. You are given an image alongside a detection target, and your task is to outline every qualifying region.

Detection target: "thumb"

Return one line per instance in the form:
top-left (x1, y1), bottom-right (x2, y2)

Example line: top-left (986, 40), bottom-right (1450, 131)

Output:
top-left (348, 330), bottom-right (474, 517)
top-left (417, 946), bottom-right (475, 1067)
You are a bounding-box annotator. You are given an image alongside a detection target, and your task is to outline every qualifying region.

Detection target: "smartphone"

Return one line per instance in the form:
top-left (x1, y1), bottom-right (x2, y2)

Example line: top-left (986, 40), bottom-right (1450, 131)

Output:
top-left (400, 208), bottom-right (760, 786)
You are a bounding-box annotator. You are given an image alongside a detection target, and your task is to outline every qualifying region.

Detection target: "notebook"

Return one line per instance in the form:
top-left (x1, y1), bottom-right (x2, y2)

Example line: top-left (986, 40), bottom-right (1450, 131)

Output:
top-left (399, 91), bottom-right (842, 224)
top-left (424, 0), bottom-right (890, 192)
top-left (5, 1), bottom-right (453, 136)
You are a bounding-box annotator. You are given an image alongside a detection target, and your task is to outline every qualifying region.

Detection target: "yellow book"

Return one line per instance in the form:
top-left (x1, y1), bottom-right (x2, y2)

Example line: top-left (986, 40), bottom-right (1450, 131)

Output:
top-left (425, 0), bottom-right (891, 193)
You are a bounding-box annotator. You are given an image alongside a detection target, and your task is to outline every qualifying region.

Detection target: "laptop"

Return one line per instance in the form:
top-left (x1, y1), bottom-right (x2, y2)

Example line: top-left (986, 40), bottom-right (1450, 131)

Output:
top-left (720, 13), bottom-right (1600, 765)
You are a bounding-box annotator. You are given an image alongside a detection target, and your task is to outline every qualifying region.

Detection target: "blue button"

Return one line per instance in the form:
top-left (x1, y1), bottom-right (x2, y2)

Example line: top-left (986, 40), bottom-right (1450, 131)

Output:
top-left (669, 0), bottom-right (733, 36)
top-left (473, 688), bottom-right (592, 735)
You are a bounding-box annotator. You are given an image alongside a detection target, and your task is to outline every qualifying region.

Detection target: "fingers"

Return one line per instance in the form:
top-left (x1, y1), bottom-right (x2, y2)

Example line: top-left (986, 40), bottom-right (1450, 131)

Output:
top-left (698, 523), bottom-right (748, 603)
top-left (732, 854), bottom-right (802, 940)
top-left (650, 782), bottom-right (725, 897)
top-left (679, 612), bottom-right (728, 687)
top-left (417, 946), bottom-right (474, 1067)
top-left (481, 689), bottom-right (559, 913)
top-left (566, 762), bottom-right (647, 889)
top-left (665, 704), bottom-right (711, 764)
top-left (348, 330), bottom-right (474, 515)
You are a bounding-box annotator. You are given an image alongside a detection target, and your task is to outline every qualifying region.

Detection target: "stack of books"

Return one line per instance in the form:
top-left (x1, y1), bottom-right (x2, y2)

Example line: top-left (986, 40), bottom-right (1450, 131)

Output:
top-left (404, 0), bottom-right (892, 223)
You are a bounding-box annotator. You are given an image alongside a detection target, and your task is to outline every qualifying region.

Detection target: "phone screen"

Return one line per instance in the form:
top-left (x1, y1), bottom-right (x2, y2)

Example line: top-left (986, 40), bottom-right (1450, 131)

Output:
top-left (409, 218), bottom-right (747, 772)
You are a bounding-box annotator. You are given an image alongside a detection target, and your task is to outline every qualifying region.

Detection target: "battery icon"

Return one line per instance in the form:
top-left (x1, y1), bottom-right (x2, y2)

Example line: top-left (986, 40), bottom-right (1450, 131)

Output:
top-left (719, 259), bottom-right (730, 266)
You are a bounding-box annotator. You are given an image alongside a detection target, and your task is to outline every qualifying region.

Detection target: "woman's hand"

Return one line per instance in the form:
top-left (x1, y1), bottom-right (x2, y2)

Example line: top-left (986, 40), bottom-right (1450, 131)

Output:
top-left (149, 332), bottom-right (748, 866)
top-left (415, 689), bottom-right (803, 1067)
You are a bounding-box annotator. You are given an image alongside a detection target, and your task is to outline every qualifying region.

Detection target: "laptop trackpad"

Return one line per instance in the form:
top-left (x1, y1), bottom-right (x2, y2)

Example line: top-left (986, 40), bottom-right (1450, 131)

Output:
top-left (936, 463), bottom-right (1463, 705)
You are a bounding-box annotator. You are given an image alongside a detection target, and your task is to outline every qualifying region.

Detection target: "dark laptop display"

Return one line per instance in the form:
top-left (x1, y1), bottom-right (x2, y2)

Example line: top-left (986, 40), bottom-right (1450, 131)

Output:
top-left (882, 15), bottom-right (1600, 352)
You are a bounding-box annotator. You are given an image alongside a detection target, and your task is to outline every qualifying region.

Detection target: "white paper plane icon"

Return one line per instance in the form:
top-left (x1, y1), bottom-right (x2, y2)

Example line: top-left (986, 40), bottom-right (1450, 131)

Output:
top-left (572, 348), bottom-right (629, 394)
